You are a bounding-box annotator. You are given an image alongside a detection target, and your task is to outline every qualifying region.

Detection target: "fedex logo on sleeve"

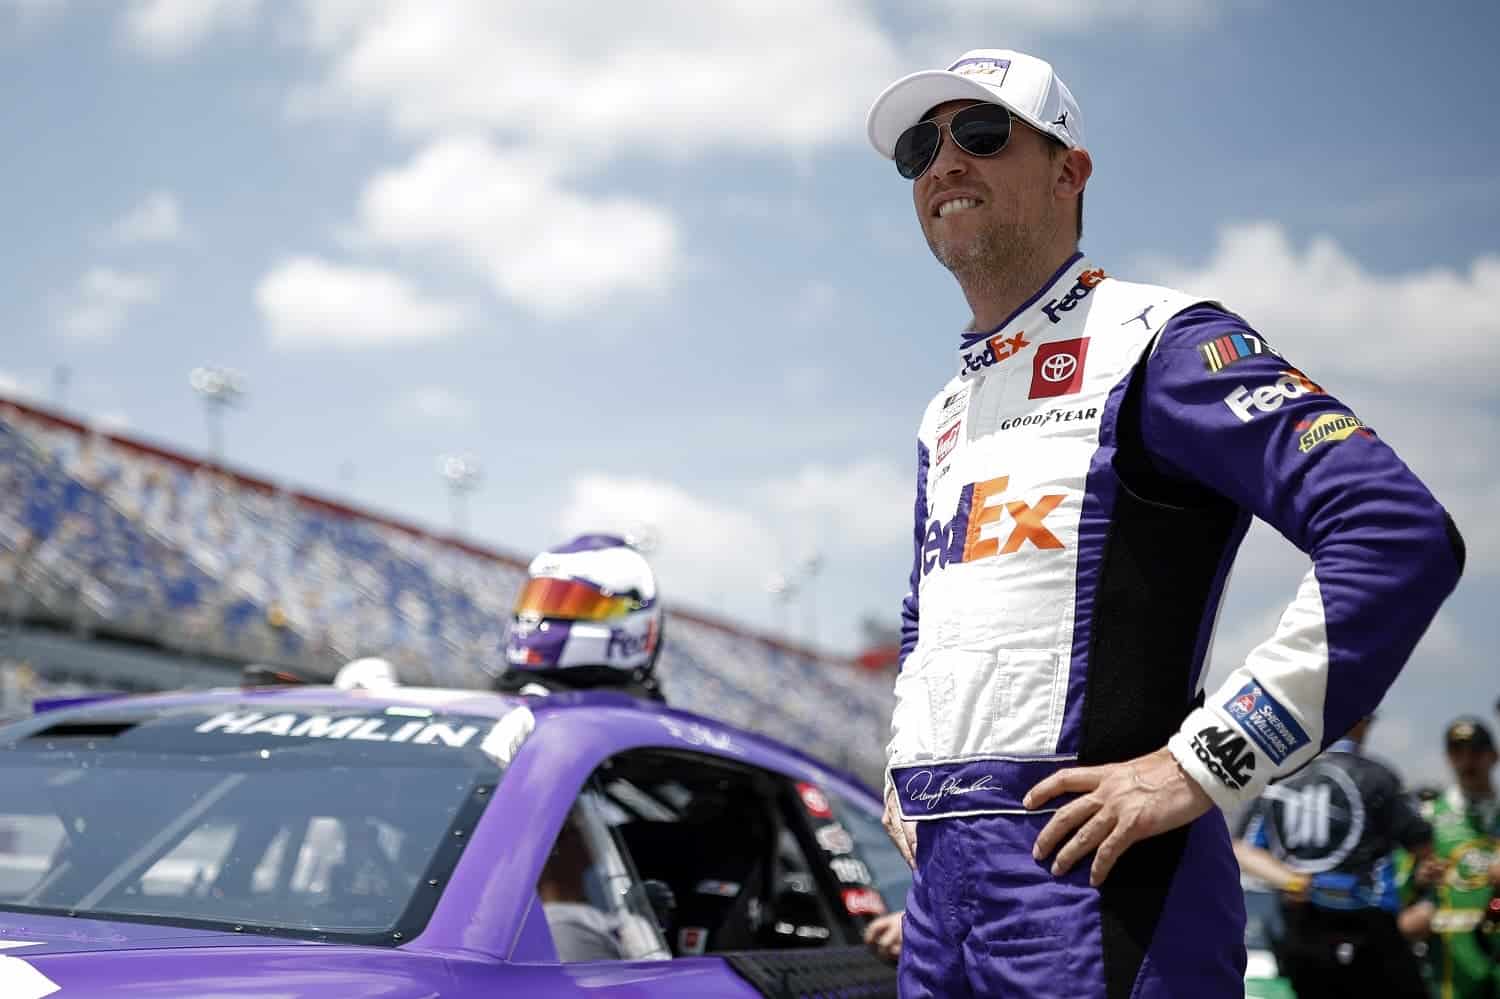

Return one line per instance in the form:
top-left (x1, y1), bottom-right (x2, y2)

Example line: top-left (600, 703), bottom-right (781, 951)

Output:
top-left (1223, 369), bottom-right (1324, 422)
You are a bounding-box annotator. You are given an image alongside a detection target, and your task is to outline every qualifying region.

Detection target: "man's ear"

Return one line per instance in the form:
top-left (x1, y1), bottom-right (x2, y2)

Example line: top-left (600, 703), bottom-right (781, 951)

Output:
top-left (1057, 148), bottom-right (1092, 198)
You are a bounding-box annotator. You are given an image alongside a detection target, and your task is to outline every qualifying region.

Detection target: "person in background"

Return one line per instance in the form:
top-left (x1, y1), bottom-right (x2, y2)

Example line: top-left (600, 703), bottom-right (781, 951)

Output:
top-left (489, 534), bottom-right (665, 702)
top-left (1398, 717), bottom-right (1500, 999)
top-left (1233, 716), bottom-right (1431, 997)
top-left (864, 910), bottom-right (904, 964)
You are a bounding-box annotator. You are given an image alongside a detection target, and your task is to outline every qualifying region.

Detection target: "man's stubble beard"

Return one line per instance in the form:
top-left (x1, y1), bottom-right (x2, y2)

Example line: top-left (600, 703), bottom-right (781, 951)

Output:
top-left (927, 218), bottom-right (1049, 291)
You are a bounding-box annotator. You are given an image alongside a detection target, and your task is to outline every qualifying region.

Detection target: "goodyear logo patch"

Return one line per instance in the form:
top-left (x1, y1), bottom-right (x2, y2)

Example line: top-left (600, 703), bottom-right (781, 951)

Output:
top-left (1296, 413), bottom-right (1367, 453)
top-left (1224, 680), bottom-right (1309, 766)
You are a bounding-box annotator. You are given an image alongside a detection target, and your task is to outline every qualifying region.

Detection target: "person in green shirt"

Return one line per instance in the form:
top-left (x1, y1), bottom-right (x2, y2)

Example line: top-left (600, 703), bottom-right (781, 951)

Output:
top-left (1399, 717), bottom-right (1500, 999)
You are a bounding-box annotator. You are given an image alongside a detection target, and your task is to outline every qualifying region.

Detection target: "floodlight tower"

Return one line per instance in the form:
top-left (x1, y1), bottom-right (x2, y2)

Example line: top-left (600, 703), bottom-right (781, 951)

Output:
top-left (188, 366), bottom-right (247, 468)
top-left (438, 454), bottom-right (484, 538)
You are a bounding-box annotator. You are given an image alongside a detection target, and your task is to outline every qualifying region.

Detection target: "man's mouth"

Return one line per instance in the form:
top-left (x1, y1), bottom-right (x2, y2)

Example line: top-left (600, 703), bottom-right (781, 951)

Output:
top-left (936, 197), bottom-right (981, 219)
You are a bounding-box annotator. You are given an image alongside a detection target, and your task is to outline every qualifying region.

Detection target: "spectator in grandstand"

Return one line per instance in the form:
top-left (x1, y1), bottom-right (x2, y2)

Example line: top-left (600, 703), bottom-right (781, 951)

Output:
top-left (489, 534), bottom-right (665, 702)
top-left (1397, 717), bottom-right (1500, 999)
top-left (1233, 716), bottom-right (1432, 997)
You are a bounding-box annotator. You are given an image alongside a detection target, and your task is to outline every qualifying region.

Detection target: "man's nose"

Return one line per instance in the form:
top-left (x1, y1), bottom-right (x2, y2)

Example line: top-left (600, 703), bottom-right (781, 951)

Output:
top-left (929, 128), bottom-right (969, 179)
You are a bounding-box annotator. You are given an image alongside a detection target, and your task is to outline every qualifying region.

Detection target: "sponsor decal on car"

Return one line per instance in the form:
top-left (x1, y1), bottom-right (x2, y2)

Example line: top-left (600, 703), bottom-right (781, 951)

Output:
top-left (1028, 337), bottom-right (1089, 399)
top-left (0, 941), bottom-right (60, 999)
top-left (1192, 725), bottom-right (1257, 791)
top-left (657, 717), bottom-right (743, 755)
top-left (1223, 369), bottom-right (1324, 422)
top-left (1295, 413), bottom-right (1369, 453)
top-left (677, 927), bottom-right (708, 955)
top-left (920, 475), bottom-right (1066, 578)
top-left (1199, 332), bottom-right (1280, 372)
top-left (830, 856), bottom-right (873, 886)
top-left (696, 880), bottom-right (741, 898)
top-left (194, 710), bottom-right (479, 748)
top-left (795, 782), bottom-right (834, 820)
top-left (1224, 681), bottom-right (1310, 766)
top-left (841, 887), bottom-right (887, 917)
top-left (814, 822), bottom-right (854, 855)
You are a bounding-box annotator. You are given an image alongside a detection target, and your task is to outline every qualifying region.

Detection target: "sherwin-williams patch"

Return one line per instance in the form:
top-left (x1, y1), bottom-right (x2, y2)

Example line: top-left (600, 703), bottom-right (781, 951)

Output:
top-left (1224, 680), bottom-right (1309, 765)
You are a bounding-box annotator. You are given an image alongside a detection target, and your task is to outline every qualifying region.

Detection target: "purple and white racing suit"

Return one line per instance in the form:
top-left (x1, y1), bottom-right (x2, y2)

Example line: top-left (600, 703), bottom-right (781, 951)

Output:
top-left (889, 253), bottom-right (1465, 998)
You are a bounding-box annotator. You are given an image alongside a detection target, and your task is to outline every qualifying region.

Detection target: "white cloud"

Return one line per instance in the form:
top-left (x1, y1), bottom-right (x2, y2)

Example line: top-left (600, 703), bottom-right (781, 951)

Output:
top-left (55, 267), bottom-right (162, 340)
top-left (256, 256), bottom-right (471, 348)
top-left (102, 190), bottom-right (187, 245)
top-left (762, 459), bottom-right (911, 548)
top-left (354, 135), bottom-right (679, 317)
top-left (928, 0), bottom-right (1239, 32)
top-left (121, 0), bottom-right (257, 57)
top-left (1149, 222), bottom-right (1500, 574)
top-left (556, 457), bottom-right (913, 626)
top-left (1147, 222), bottom-right (1500, 391)
top-left (557, 474), bottom-right (782, 601)
top-left (287, 0), bottom-right (901, 155)
top-left (389, 385), bottom-right (476, 427)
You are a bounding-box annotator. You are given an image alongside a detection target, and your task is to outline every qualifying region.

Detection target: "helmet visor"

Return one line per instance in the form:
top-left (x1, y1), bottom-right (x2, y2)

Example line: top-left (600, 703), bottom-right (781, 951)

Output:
top-left (513, 577), bottom-right (636, 622)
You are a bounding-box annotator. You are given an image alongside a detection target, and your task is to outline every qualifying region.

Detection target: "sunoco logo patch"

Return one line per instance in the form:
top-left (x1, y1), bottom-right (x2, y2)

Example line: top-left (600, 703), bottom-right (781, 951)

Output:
top-left (1296, 413), bottom-right (1368, 453)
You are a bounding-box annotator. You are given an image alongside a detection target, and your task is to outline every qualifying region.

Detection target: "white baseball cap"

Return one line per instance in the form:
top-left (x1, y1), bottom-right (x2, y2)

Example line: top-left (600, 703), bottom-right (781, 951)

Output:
top-left (867, 49), bottom-right (1085, 160)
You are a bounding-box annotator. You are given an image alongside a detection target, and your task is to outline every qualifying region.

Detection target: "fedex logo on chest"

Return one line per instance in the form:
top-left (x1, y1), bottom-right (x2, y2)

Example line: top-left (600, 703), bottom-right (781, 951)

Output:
top-left (921, 475), bottom-right (1066, 578)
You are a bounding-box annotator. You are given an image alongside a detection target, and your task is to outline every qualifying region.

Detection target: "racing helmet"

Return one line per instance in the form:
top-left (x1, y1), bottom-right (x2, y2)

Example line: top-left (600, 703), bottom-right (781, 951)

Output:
top-left (503, 534), bottom-right (663, 683)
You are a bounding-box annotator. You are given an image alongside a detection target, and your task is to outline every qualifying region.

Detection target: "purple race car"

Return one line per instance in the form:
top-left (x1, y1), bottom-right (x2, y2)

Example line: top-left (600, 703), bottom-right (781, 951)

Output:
top-left (0, 685), bottom-right (905, 998)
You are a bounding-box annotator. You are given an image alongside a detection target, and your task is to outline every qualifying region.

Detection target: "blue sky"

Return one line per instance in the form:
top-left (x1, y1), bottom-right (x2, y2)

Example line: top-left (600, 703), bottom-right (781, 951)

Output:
top-left (3, 0), bottom-right (1496, 783)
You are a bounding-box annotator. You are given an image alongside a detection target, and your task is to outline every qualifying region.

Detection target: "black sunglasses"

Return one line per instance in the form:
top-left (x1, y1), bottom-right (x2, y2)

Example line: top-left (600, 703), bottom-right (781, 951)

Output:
top-left (894, 103), bottom-right (1017, 180)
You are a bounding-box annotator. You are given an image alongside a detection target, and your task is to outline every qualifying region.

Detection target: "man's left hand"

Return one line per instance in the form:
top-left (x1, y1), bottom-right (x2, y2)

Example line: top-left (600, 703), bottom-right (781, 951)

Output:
top-left (1026, 746), bottom-right (1213, 887)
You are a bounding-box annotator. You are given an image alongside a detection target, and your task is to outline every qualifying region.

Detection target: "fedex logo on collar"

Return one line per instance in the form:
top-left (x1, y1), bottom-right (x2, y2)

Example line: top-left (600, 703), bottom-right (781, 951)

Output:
top-left (960, 329), bottom-right (1031, 376)
top-left (1041, 268), bottom-right (1106, 324)
top-left (921, 475), bottom-right (1066, 577)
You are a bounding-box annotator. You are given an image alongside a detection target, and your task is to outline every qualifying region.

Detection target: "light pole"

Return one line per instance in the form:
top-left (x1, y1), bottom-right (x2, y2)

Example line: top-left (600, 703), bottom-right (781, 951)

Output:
top-left (800, 552), bottom-right (823, 655)
top-left (438, 454), bottom-right (483, 537)
top-left (766, 571), bottom-right (799, 644)
top-left (189, 366), bottom-right (247, 468)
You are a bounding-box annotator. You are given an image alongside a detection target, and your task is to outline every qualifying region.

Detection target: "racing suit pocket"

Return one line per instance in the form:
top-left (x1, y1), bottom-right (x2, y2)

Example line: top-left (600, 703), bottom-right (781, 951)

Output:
top-left (925, 648), bottom-right (1061, 759)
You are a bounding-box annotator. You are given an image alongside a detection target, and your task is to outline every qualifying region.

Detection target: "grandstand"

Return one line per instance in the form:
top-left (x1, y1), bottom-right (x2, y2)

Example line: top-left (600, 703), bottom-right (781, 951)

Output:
top-left (0, 394), bottom-right (893, 784)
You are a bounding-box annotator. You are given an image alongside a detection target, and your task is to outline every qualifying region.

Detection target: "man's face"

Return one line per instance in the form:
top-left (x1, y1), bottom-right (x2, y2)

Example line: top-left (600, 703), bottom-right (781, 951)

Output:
top-left (910, 100), bottom-right (1064, 276)
top-left (1446, 744), bottom-right (1497, 792)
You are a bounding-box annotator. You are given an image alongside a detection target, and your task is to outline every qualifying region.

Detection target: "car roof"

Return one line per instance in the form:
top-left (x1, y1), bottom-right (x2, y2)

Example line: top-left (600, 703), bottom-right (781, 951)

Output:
top-left (18, 685), bottom-right (877, 796)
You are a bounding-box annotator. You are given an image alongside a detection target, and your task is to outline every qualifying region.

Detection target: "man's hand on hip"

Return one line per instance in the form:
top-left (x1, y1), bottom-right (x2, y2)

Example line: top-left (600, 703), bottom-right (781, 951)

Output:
top-left (883, 784), bottom-right (918, 870)
top-left (1025, 746), bottom-right (1214, 887)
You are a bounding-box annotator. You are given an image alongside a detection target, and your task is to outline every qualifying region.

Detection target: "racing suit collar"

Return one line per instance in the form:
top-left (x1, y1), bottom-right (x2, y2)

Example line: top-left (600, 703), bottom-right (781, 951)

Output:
top-left (957, 250), bottom-right (1087, 351)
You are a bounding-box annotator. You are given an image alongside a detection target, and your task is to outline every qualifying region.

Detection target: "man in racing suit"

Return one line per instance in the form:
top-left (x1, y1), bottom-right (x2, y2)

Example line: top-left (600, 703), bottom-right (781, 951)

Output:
top-left (1234, 717), bottom-right (1432, 997)
top-left (1399, 718), bottom-right (1500, 999)
top-left (866, 48), bottom-right (1466, 997)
